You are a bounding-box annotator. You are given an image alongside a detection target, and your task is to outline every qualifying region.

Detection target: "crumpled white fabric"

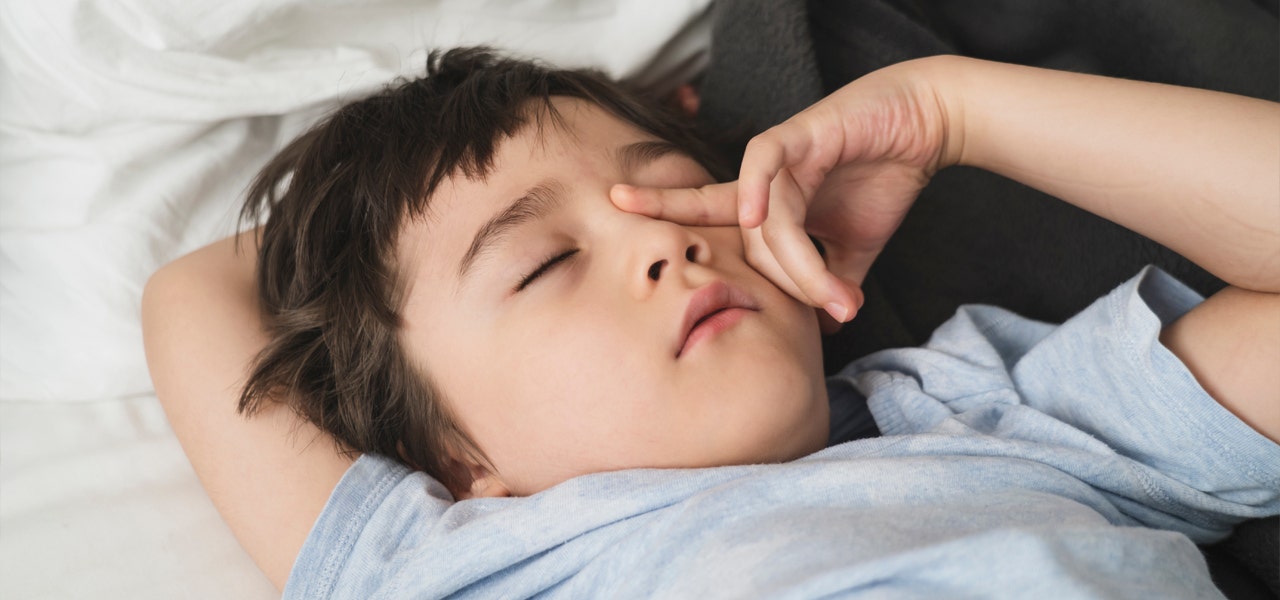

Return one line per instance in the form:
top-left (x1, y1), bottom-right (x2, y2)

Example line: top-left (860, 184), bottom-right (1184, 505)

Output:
top-left (0, 0), bottom-right (712, 402)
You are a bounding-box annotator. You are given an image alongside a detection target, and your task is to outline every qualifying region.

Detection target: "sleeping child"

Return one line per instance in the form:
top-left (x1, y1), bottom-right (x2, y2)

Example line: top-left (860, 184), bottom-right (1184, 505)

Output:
top-left (142, 48), bottom-right (1280, 598)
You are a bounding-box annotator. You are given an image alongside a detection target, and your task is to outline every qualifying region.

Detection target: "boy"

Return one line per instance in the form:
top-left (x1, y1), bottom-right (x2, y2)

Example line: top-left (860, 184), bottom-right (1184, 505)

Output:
top-left (142, 48), bottom-right (1280, 597)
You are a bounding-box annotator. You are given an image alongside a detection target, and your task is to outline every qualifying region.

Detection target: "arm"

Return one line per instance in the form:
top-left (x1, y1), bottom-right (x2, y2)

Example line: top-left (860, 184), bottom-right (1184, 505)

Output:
top-left (938, 56), bottom-right (1280, 293)
top-left (613, 55), bottom-right (1280, 441)
top-left (932, 57), bottom-right (1280, 443)
top-left (142, 231), bottom-right (354, 590)
top-left (1159, 286), bottom-right (1280, 443)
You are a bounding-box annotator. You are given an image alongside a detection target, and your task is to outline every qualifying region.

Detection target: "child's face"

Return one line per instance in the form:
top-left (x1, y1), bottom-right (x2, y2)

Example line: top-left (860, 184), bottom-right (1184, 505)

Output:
top-left (398, 98), bottom-right (829, 497)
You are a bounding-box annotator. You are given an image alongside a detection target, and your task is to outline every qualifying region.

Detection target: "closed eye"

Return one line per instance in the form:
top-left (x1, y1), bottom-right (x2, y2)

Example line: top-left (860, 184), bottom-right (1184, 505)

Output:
top-left (515, 249), bottom-right (579, 291)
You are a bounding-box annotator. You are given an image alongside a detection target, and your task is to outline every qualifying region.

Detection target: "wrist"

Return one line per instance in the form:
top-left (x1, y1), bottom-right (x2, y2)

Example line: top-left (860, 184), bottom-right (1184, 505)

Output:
top-left (923, 55), bottom-right (972, 172)
top-left (882, 54), bottom-right (972, 173)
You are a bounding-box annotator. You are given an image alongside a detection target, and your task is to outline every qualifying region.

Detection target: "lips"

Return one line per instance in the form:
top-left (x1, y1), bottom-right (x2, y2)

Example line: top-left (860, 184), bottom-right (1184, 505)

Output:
top-left (676, 281), bottom-right (760, 358)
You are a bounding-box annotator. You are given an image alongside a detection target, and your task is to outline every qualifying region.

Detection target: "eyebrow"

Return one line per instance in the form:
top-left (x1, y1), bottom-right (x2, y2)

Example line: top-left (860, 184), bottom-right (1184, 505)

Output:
top-left (615, 140), bottom-right (683, 175)
top-left (455, 139), bottom-right (686, 283)
top-left (456, 179), bottom-right (565, 282)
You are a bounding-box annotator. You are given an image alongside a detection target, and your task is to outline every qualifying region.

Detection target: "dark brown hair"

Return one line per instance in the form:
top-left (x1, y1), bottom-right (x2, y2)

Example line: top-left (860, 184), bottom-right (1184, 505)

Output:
top-left (236, 47), bottom-right (725, 494)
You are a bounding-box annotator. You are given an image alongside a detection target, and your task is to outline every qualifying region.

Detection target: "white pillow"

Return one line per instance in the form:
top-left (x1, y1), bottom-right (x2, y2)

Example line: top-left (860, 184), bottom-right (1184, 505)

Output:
top-left (0, 0), bottom-right (712, 402)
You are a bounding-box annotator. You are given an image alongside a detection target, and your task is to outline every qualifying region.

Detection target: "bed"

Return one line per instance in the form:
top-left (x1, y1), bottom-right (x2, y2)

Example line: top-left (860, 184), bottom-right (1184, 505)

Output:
top-left (3, 0), bottom-right (1276, 598)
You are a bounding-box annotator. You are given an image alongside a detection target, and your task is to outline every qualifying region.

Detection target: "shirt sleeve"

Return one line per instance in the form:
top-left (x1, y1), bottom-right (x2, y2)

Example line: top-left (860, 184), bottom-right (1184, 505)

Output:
top-left (283, 454), bottom-right (452, 600)
top-left (841, 266), bottom-right (1280, 541)
top-left (1009, 267), bottom-right (1279, 509)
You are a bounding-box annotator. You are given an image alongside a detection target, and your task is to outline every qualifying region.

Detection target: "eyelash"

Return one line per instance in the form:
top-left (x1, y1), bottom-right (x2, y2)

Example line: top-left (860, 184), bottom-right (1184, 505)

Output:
top-left (515, 249), bottom-right (579, 291)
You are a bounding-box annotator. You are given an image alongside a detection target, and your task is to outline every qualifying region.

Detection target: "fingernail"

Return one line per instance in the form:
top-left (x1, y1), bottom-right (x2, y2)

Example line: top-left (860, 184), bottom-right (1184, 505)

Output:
top-left (824, 302), bottom-right (848, 322)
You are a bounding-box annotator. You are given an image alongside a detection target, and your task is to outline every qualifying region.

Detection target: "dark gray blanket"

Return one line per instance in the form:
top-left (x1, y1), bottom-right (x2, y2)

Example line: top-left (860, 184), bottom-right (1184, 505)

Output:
top-left (693, 1), bottom-right (1279, 598)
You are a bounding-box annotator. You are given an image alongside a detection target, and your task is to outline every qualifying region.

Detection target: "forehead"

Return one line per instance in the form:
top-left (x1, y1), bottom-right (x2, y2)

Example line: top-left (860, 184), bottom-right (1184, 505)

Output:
top-left (396, 98), bottom-right (658, 299)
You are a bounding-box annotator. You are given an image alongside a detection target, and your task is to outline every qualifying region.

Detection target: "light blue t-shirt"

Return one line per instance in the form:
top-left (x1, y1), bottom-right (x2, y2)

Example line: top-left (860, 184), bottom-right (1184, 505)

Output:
top-left (285, 267), bottom-right (1280, 599)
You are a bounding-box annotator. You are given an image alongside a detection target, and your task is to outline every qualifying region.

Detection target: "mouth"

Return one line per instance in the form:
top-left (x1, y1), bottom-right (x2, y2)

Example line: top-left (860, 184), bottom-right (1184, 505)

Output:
top-left (676, 281), bottom-right (760, 358)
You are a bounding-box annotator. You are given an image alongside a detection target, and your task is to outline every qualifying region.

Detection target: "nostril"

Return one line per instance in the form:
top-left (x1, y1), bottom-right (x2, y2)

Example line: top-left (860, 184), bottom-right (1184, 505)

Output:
top-left (685, 245), bottom-right (698, 262)
top-left (648, 260), bottom-right (666, 281)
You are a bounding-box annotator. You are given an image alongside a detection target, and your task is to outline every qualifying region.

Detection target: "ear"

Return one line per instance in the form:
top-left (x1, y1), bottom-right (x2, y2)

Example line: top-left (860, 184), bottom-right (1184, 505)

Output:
top-left (398, 441), bottom-right (512, 499)
top-left (442, 443), bottom-right (510, 499)
top-left (459, 470), bottom-right (511, 499)
top-left (451, 462), bottom-right (510, 500)
top-left (674, 83), bottom-right (700, 117)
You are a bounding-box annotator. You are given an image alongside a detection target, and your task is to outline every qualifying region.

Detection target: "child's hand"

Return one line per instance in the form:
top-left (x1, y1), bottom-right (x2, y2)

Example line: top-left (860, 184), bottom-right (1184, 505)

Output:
top-left (612, 57), bottom-right (959, 330)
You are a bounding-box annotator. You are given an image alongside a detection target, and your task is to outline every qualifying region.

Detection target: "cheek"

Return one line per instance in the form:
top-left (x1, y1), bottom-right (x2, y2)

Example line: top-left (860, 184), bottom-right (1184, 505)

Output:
top-left (477, 311), bottom-right (681, 481)
top-left (493, 304), bottom-right (669, 420)
top-left (695, 226), bottom-right (747, 258)
top-left (693, 308), bottom-right (827, 461)
top-left (774, 293), bottom-right (825, 371)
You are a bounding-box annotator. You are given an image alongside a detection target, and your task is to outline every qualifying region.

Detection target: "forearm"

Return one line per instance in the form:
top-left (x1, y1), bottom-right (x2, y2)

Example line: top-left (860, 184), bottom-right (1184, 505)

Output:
top-left (143, 231), bottom-right (352, 589)
top-left (927, 56), bottom-right (1280, 292)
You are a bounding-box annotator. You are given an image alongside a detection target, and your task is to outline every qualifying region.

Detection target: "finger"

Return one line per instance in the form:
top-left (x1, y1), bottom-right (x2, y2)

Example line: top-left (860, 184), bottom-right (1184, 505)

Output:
top-left (737, 122), bottom-right (823, 228)
top-left (741, 226), bottom-right (813, 304)
top-left (760, 172), bottom-right (861, 322)
top-left (737, 135), bottom-right (790, 228)
top-left (817, 279), bottom-right (867, 335)
top-left (610, 181), bottom-right (739, 226)
top-left (747, 223), bottom-right (860, 324)
top-left (819, 243), bottom-right (878, 304)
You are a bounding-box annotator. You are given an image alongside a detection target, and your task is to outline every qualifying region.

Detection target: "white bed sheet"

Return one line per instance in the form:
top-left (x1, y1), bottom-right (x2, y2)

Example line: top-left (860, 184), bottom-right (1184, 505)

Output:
top-left (0, 1), bottom-right (712, 597)
top-left (2, 396), bottom-right (278, 598)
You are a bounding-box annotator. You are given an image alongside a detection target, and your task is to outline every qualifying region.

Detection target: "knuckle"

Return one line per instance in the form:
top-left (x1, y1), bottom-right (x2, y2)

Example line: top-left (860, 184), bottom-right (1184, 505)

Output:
top-left (698, 205), bottom-right (713, 222)
top-left (743, 136), bottom-right (778, 166)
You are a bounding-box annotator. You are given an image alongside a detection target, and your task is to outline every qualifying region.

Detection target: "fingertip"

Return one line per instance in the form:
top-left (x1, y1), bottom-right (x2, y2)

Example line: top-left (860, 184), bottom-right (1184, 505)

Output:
top-left (610, 182), bottom-right (635, 199)
top-left (823, 302), bottom-right (850, 323)
top-left (845, 288), bottom-right (865, 321)
top-left (823, 277), bottom-right (865, 323)
top-left (610, 183), bottom-right (646, 211)
top-left (737, 180), bottom-right (767, 227)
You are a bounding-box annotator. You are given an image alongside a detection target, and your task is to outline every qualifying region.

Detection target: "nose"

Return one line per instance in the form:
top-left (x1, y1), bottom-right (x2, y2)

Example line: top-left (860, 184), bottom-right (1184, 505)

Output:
top-left (624, 216), bottom-right (710, 296)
